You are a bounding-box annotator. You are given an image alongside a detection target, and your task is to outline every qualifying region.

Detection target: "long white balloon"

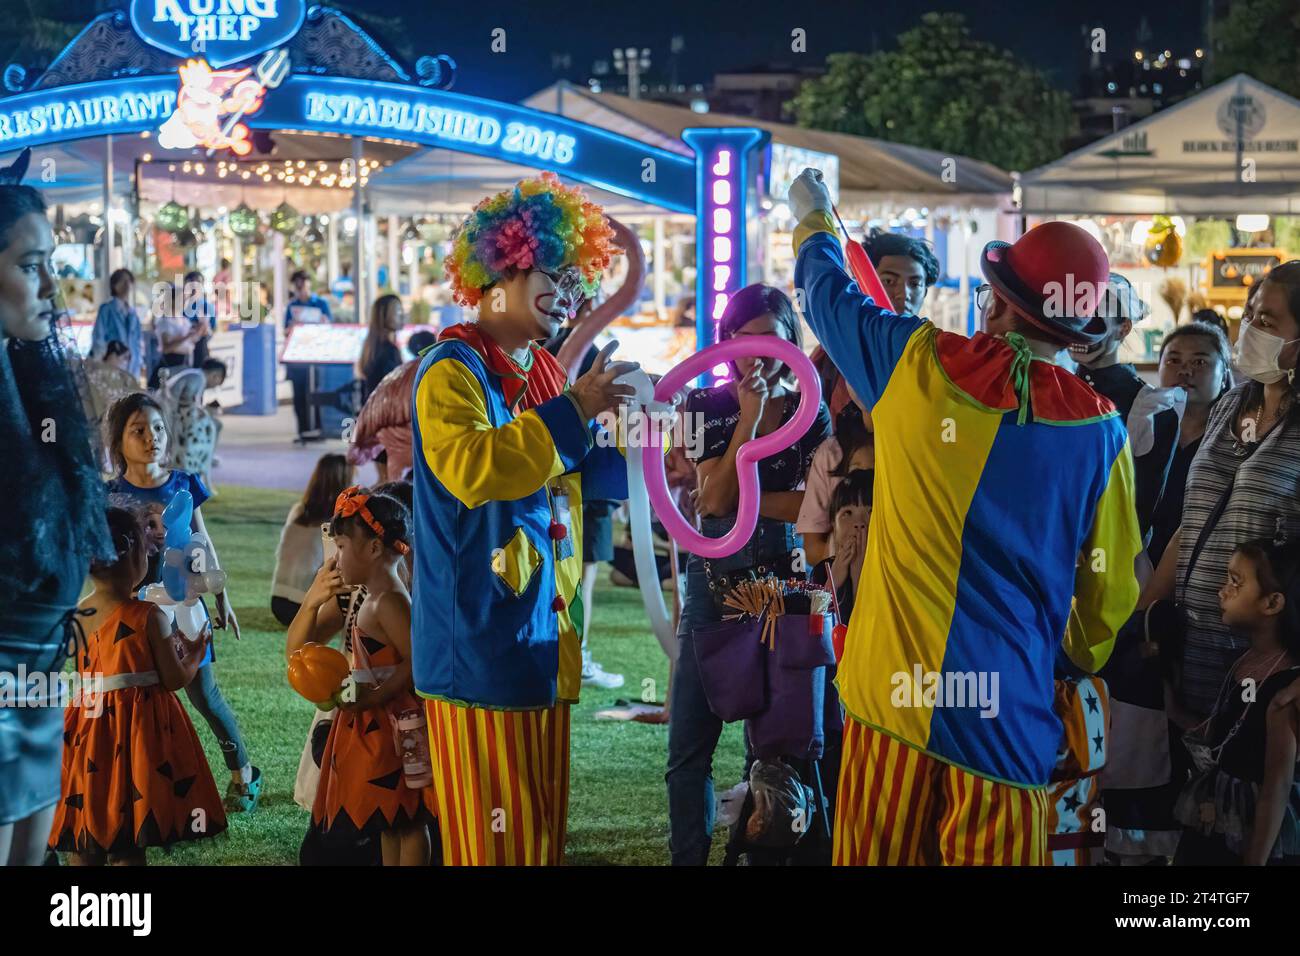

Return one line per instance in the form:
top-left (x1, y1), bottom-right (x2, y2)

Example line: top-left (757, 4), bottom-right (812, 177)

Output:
top-left (617, 366), bottom-right (680, 662)
top-left (627, 442), bottom-right (678, 661)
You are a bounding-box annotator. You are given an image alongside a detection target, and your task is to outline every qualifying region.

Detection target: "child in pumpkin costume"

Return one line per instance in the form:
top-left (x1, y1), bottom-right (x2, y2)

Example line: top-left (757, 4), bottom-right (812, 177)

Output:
top-left (49, 507), bottom-right (225, 863)
top-left (412, 173), bottom-right (634, 865)
top-left (287, 488), bottom-right (435, 866)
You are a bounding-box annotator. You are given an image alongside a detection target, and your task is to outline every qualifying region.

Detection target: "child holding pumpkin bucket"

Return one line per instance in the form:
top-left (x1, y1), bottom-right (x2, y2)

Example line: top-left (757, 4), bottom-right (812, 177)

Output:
top-left (286, 487), bottom-right (436, 866)
top-left (48, 507), bottom-right (227, 863)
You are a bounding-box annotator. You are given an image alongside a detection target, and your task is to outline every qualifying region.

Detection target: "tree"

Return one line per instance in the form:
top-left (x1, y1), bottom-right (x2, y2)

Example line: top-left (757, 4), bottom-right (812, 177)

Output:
top-left (788, 13), bottom-right (1074, 172)
top-left (1209, 0), bottom-right (1300, 97)
top-left (0, 0), bottom-right (93, 72)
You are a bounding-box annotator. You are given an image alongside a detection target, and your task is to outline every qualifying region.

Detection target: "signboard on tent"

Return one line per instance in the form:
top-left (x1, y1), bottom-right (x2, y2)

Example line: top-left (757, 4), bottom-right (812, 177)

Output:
top-left (767, 144), bottom-right (839, 205)
top-left (1021, 74), bottom-right (1300, 215)
top-left (1202, 248), bottom-right (1289, 306)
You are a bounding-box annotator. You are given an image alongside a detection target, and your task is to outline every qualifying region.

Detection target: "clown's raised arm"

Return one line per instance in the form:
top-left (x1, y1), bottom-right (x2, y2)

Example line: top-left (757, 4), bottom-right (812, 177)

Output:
top-left (789, 168), bottom-right (925, 411)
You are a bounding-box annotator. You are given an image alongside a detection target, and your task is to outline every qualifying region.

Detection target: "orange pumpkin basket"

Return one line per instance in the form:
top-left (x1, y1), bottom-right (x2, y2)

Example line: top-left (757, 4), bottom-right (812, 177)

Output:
top-left (288, 642), bottom-right (350, 708)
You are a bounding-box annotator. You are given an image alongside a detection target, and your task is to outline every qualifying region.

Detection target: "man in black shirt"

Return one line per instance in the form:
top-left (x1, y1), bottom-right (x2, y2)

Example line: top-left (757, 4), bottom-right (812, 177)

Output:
top-left (1071, 273), bottom-right (1183, 543)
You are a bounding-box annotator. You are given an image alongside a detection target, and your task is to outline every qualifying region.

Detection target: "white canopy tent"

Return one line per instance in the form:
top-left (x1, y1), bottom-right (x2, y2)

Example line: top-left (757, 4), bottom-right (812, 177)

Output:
top-left (521, 82), bottom-right (1014, 211)
top-left (1021, 74), bottom-right (1300, 216)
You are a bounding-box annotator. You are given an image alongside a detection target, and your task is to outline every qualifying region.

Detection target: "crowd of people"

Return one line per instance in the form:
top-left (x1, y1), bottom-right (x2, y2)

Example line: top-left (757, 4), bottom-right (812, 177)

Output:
top-left (2, 149), bottom-right (1299, 868)
top-left (81, 265), bottom-right (229, 489)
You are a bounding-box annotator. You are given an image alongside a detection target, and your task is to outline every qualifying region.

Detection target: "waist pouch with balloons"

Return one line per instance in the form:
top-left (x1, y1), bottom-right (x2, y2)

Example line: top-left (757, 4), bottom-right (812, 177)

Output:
top-left (692, 580), bottom-right (842, 761)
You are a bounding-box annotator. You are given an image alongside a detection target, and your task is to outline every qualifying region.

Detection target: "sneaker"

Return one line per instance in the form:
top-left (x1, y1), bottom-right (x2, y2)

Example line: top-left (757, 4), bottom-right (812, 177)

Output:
top-left (581, 653), bottom-right (625, 690)
top-left (224, 766), bottom-right (263, 813)
top-left (716, 781), bottom-right (749, 828)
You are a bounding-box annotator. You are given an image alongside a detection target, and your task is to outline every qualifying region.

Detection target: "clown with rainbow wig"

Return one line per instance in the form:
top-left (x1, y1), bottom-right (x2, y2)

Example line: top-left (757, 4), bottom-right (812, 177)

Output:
top-left (411, 173), bottom-right (636, 865)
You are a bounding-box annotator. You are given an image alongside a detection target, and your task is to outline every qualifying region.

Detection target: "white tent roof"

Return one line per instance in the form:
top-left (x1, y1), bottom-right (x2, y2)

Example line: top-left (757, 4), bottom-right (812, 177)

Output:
top-left (1021, 74), bottom-right (1300, 215)
top-left (364, 146), bottom-right (675, 218)
top-left (521, 82), bottom-right (1013, 209)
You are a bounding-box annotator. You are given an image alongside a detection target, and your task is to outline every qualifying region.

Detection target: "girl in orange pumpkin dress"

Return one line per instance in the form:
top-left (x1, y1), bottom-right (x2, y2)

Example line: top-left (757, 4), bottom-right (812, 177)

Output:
top-left (286, 487), bottom-right (435, 865)
top-left (49, 507), bottom-right (226, 864)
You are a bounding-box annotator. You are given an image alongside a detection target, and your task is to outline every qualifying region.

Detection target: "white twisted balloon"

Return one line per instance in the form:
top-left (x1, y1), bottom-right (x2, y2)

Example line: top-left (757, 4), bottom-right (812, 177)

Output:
top-left (617, 367), bottom-right (679, 661)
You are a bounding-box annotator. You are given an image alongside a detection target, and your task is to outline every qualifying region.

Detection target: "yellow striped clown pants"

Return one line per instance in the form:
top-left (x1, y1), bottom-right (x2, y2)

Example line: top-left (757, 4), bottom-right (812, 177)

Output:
top-left (834, 717), bottom-right (1050, 866)
top-left (425, 698), bottom-right (571, 866)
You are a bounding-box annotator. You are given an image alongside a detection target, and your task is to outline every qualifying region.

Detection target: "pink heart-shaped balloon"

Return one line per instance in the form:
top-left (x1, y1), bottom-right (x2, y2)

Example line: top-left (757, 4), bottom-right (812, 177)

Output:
top-left (640, 335), bottom-right (821, 558)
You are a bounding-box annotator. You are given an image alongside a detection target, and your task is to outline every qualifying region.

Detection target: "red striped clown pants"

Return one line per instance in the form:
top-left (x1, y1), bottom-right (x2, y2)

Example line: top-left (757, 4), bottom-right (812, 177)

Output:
top-left (425, 699), bottom-right (571, 866)
top-left (834, 717), bottom-right (1050, 866)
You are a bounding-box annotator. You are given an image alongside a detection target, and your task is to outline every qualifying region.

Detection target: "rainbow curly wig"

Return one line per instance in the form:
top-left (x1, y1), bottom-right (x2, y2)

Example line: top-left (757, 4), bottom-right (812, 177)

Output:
top-left (445, 172), bottom-right (618, 308)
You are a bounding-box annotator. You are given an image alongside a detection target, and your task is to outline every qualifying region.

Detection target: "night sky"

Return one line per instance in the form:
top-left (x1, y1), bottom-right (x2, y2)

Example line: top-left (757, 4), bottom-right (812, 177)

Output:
top-left (335, 0), bottom-right (1208, 103)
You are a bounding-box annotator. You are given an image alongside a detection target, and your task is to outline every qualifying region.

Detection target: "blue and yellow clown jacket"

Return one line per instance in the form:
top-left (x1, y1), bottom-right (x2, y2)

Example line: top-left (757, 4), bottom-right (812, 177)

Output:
top-left (410, 337), bottom-right (624, 710)
top-left (794, 213), bottom-right (1142, 788)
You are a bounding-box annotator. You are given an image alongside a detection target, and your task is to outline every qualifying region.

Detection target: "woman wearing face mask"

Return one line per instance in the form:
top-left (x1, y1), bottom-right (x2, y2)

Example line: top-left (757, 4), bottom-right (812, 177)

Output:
top-left (667, 283), bottom-right (832, 866)
top-left (1142, 261), bottom-right (1300, 727)
top-left (1146, 322), bottom-right (1234, 567)
top-left (0, 150), bottom-right (113, 864)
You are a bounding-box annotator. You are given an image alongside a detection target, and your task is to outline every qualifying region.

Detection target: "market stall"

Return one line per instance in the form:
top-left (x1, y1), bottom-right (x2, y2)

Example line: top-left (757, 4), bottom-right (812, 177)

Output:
top-left (1020, 73), bottom-right (1300, 358)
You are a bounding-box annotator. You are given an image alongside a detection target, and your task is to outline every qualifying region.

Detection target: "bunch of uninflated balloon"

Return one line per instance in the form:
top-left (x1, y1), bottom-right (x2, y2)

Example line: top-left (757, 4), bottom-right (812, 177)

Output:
top-left (137, 489), bottom-right (226, 640)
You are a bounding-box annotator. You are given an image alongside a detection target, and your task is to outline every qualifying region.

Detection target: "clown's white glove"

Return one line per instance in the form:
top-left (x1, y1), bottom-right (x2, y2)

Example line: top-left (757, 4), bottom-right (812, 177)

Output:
top-left (788, 167), bottom-right (832, 221)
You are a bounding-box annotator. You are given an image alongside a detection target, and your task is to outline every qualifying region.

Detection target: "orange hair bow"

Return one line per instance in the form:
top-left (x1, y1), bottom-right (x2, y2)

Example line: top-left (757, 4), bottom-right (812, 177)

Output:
top-left (333, 486), bottom-right (410, 555)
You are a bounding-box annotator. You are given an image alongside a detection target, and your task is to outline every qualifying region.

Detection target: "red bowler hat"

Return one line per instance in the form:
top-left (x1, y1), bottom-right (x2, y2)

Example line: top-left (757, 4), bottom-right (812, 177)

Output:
top-left (980, 221), bottom-right (1111, 346)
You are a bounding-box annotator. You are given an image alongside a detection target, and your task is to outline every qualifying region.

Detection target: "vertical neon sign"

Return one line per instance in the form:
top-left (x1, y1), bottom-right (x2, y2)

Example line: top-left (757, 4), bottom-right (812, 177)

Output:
top-left (682, 127), bottom-right (770, 381)
top-left (708, 148), bottom-right (735, 340)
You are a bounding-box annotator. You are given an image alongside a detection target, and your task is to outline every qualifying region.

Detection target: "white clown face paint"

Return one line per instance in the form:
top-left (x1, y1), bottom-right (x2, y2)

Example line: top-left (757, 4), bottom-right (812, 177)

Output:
top-left (526, 268), bottom-right (583, 337)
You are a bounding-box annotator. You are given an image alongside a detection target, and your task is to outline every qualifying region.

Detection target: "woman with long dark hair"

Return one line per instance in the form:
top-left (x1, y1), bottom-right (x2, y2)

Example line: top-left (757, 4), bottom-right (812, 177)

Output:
top-left (1102, 320), bottom-right (1235, 864)
top-left (359, 293), bottom-right (404, 404)
top-left (272, 452), bottom-right (356, 625)
top-left (0, 151), bottom-right (113, 864)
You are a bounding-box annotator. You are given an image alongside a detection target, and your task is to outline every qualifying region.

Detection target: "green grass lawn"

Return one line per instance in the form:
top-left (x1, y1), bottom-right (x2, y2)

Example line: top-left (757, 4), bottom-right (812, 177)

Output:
top-left (152, 485), bottom-right (745, 865)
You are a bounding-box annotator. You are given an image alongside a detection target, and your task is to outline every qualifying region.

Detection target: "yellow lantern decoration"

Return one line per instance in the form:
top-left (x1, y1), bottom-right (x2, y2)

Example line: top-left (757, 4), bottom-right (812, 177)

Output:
top-left (1144, 215), bottom-right (1182, 267)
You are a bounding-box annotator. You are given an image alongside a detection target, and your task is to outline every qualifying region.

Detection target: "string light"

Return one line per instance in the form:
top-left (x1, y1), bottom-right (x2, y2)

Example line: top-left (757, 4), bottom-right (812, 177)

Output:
top-left (143, 157), bottom-right (382, 190)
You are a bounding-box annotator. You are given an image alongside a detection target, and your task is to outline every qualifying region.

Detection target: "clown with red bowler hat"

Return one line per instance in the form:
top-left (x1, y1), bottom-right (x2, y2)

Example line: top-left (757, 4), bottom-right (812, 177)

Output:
top-left (788, 168), bottom-right (1142, 865)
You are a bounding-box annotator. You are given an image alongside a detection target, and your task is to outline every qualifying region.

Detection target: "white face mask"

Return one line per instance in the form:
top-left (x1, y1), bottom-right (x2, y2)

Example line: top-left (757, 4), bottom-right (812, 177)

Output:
top-left (1234, 320), bottom-right (1297, 384)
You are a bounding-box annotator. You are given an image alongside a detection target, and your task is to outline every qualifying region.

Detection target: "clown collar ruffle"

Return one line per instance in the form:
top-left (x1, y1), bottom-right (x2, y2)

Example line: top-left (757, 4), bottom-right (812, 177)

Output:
top-left (933, 330), bottom-right (1118, 426)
